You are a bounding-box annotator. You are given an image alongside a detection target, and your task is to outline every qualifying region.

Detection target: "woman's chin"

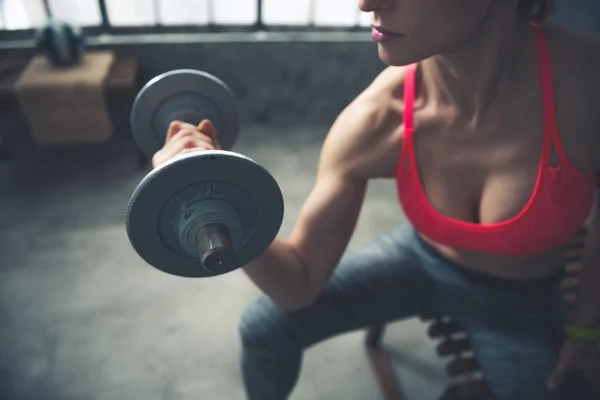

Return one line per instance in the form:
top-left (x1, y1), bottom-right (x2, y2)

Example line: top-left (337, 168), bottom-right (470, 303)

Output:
top-left (377, 46), bottom-right (411, 67)
top-left (377, 44), bottom-right (429, 67)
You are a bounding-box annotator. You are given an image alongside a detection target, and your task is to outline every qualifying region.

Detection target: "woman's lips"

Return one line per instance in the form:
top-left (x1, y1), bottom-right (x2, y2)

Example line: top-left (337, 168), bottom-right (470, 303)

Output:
top-left (371, 26), bottom-right (403, 42)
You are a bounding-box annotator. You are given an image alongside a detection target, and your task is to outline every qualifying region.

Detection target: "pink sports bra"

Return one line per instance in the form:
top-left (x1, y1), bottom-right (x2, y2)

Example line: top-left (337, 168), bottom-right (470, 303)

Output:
top-left (395, 24), bottom-right (597, 256)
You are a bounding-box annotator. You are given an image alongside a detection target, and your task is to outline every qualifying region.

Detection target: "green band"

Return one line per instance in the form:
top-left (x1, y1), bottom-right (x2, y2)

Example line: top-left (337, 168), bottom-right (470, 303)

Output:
top-left (565, 324), bottom-right (600, 341)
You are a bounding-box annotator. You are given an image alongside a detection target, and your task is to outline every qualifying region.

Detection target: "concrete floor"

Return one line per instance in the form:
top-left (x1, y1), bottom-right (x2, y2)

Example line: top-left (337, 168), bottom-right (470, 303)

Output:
top-left (0, 125), bottom-right (451, 400)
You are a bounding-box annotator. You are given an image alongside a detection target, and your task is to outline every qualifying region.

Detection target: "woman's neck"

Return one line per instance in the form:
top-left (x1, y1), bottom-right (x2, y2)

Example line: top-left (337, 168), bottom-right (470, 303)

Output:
top-left (420, 6), bottom-right (531, 125)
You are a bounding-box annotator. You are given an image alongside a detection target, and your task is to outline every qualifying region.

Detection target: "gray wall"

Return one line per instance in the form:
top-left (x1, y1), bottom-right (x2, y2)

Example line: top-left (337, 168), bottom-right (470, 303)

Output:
top-left (2, 38), bottom-right (385, 129)
top-left (551, 0), bottom-right (600, 32)
top-left (110, 39), bottom-right (385, 126)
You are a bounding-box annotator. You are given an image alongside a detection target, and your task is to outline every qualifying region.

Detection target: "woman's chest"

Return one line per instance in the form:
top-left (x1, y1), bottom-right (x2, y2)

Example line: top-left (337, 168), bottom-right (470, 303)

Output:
top-left (413, 130), bottom-right (540, 224)
top-left (407, 111), bottom-right (593, 225)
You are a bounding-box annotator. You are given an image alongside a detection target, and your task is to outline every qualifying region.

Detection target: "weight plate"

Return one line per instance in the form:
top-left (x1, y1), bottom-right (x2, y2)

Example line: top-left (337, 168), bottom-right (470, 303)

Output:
top-left (131, 69), bottom-right (240, 157)
top-left (126, 150), bottom-right (284, 278)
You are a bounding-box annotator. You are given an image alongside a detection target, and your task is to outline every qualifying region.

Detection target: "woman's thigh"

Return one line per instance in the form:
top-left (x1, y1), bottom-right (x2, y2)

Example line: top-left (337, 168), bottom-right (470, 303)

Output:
top-left (239, 224), bottom-right (436, 350)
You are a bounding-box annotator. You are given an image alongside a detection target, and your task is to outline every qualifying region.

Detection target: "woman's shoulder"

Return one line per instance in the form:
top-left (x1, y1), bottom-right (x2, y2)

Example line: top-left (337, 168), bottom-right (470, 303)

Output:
top-left (323, 66), bottom-right (407, 180)
top-left (347, 66), bottom-right (407, 135)
top-left (361, 66), bottom-right (408, 98)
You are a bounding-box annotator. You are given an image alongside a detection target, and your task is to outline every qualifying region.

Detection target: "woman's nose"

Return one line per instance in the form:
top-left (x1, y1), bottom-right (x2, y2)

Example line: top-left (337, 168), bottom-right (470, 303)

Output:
top-left (358, 0), bottom-right (392, 13)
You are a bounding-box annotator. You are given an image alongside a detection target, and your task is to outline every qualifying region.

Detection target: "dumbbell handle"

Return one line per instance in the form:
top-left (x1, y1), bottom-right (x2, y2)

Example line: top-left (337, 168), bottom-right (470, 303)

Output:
top-left (197, 223), bottom-right (235, 273)
top-left (192, 121), bottom-right (232, 273)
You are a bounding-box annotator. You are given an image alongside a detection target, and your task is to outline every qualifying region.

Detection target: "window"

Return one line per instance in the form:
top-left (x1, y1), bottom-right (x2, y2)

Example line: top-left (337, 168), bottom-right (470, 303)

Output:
top-left (49, 0), bottom-right (102, 26)
top-left (212, 0), bottom-right (257, 25)
top-left (313, 0), bottom-right (363, 26)
top-left (263, 0), bottom-right (311, 25)
top-left (261, 0), bottom-right (368, 26)
top-left (0, 0), bottom-right (371, 31)
top-left (105, 0), bottom-right (157, 26)
top-left (158, 0), bottom-right (211, 26)
top-left (0, 0), bottom-right (47, 30)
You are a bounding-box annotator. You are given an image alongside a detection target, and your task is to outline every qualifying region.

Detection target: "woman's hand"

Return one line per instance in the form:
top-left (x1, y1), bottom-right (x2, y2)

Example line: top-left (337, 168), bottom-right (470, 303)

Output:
top-left (152, 119), bottom-right (219, 168)
top-left (547, 337), bottom-right (600, 394)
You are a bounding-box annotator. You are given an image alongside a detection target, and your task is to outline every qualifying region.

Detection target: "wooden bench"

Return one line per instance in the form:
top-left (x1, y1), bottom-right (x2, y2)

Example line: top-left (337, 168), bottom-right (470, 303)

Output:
top-left (0, 53), bottom-right (142, 163)
top-left (366, 226), bottom-right (590, 400)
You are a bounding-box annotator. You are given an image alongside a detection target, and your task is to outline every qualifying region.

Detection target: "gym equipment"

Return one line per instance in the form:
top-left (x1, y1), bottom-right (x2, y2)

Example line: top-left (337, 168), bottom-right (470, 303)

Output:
top-left (130, 69), bottom-right (240, 158)
top-left (35, 20), bottom-right (85, 67)
top-left (126, 70), bottom-right (284, 278)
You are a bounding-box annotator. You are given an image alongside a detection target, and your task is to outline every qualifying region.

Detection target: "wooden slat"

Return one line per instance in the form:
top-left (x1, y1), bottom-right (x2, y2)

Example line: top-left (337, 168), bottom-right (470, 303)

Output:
top-left (428, 320), bottom-right (463, 339)
top-left (437, 338), bottom-right (471, 357)
top-left (446, 357), bottom-right (480, 377)
top-left (440, 380), bottom-right (492, 400)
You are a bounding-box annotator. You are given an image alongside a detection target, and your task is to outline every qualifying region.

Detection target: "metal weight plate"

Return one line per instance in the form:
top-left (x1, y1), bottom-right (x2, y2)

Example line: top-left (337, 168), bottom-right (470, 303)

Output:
top-left (126, 151), bottom-right (284, 278)
top-left (131, 70), bottom-right (240, 157)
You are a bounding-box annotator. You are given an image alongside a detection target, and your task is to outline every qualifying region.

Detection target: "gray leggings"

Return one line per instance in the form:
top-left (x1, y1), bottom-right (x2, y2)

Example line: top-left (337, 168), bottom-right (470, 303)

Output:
top-left (238, 224), bottom-right (595, 400)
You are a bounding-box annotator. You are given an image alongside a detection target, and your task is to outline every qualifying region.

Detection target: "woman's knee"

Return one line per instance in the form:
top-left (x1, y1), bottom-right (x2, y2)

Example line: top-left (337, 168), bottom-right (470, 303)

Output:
top-left (238, 295), bottom-right (302, 353)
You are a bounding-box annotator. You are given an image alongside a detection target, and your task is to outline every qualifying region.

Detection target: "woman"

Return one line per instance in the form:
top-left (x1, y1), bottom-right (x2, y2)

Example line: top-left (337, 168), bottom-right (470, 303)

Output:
top-left (153, 0), bottom-right (600, 398)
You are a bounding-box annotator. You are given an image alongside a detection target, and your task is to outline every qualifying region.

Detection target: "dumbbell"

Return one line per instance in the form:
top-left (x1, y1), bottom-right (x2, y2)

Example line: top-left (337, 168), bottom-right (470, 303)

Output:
top-left (126, 69), bottom-right (284, 278)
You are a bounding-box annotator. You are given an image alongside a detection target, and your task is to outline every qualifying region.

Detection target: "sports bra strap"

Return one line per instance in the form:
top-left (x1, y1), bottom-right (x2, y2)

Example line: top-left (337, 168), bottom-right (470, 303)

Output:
top-left (530, 23), bottom-right (572, 169)
top-left (403, 63), bottom-right (417, 135)
top-left (531, 24), bottom-right (557, 135)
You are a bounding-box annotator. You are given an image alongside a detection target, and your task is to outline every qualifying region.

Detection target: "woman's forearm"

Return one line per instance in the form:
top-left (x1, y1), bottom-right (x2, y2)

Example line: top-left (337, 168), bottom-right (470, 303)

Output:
top-left (243, 238), bottom-right (313, 311)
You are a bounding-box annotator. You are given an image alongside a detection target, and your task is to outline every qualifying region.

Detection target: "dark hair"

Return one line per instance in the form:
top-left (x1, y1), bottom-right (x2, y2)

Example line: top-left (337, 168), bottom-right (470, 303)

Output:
top-left (517, 0), bottom-right (553, 21)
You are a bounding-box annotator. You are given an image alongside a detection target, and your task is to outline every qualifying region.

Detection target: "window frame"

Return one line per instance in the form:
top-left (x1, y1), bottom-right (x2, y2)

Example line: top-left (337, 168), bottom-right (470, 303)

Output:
top-left (0, 0), bottom-right (370, 41)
